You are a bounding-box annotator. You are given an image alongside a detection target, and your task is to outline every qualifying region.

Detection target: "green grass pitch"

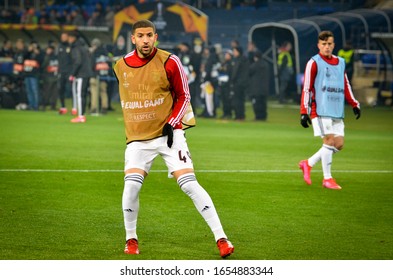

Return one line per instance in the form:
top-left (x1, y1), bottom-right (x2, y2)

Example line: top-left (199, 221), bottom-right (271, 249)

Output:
top-left (1, 102), bottom-right (392, 260)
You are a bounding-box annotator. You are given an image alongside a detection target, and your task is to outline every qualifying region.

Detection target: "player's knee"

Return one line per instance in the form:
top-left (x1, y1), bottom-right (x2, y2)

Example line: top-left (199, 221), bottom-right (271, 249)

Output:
top-left (323, 137), bottom-right (335, 147)
top-left (335, 143), bottom-right (344, 151)
top-left (177, 173), bottom-right (198, 194)
top-left (124, 173), bottom-right (144, 198)
top-left (334, 138), bottom-right (344, 151)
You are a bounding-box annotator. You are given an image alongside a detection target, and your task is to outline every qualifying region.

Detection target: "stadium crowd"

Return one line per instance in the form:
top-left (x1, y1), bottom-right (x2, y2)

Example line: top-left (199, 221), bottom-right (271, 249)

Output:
top-left (1, 0), bottom-right (368, 120)
top-left (0, 32), bottom-right (278, 122)
top-left (0, 1), bottom-right (262, 25)
top-left (0, 32), bottom-right (123, 119)
top-left (178, 39), bottom-right (273, 121)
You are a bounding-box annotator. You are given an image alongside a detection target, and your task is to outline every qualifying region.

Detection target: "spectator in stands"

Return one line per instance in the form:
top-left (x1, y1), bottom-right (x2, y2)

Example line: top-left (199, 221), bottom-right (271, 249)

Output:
top-left (24, 41), bottom-right (43, 111)
top-left (94, 1), bottom-right (105, 16)
top-left (249, 50), bottom-right (269, 121)
top-left (41, 45), bottom-right (59, 111)
top-left (87, 10), bottom-right (101, 26)
top-left (0, 40), bottom-right (14, 58)
top-left (39, 8), bottom-right (50, 24)
top-left (87, 2), bottom-right (106, 27)
top-left (56, 9), bottom-right (68, 25)
top-left (57, 32), bottom-right (73, 115)
top-left (1, 9), bottom-right (18, 23)
top-left (48, 9), bottom-right (59, 24)
top-left (104, 5), bottom-right (115, 29)
top-left (70, 9), bottom-right (85, 26)
top-left (231, 46), bottom-right (249, 120)
top-left (21, 7), bottom-right (38, 24)
top-left (89, 38), bottom-right (110, 115)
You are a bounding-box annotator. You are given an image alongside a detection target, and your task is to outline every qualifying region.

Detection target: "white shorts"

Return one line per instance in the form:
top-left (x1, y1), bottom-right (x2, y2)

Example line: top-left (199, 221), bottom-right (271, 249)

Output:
top-left (124, 129), bottom-right (194, 177)
top-left (312, 117), bottom-right (345, 138)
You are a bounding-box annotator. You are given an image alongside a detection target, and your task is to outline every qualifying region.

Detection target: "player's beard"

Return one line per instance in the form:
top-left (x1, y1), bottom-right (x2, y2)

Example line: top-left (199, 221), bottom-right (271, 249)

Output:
top-left (137, 43), bottom-right (154, 58)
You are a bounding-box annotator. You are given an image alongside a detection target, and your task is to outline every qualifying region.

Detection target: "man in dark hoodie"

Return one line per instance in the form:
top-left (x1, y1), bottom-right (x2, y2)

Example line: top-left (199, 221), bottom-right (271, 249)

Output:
top-left (68, 31), bottom-right (93, 123)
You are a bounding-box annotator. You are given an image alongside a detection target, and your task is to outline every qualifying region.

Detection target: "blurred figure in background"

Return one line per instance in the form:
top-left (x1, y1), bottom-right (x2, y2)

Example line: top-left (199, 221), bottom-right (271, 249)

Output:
top-left (247, 41), bottom-right (258, 63)
top-left (89, 38), bottom-right (110, 115)
top-left (12, 39), bottom-right (28, 110)
top-left (231, 46), bottom-right (249, 121)
top-left (68, 31), bottom-right (93, 123)
top-left (24, 41), bottom-right (43, 111)
top-left (57, 32), bottom-right (72, 114)
top-left (41, 45), bottom-right (59, 111)
top-left (277, 41), bottom-right (294, 104)
top-left (249, 50), bottom-right (269, 121)
top-left (70, 9), bottom-right (85, 26)
top-left (0, 39), bottom-right (14, 58)
top-left (338, 41), bottom-right (355, 83)
top-left (217, 49), bottom-right (233, 119)
top-left (189, 38), bottom-right (203, 112)
top-left (199, 46), bottom-right (220, 118)
top-left (176, 42), bottom-right (198, 110)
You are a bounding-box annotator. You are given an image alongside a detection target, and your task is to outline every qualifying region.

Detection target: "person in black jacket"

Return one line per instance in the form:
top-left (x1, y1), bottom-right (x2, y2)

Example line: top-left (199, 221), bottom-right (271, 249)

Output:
top-left (249, 50), bottom-right (270, 121)
top-left (41, 45), bottom-right (59, 111)
top-left (57, 32), bottom-right (72, 115)
top-left (217, 49), bottom-right (233, 119)
top-left (231, 46), bottom-right (249, 121)
top-left (68, 31), bottom-right (93, 123)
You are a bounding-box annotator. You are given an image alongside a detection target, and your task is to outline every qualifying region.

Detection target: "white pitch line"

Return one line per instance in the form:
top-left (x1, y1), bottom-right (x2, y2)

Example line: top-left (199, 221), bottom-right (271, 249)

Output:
top-left (0, 169), bottom-right (392, 173)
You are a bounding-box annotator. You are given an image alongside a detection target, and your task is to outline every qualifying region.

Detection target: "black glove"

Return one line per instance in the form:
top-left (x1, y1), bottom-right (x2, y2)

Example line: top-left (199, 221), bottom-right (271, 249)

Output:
top-left (353, 107), bottom-right (361, 120)
top-left (300, 114), bottom-right (311, 128)
top-left (162, 123), bottom-right (174, 148)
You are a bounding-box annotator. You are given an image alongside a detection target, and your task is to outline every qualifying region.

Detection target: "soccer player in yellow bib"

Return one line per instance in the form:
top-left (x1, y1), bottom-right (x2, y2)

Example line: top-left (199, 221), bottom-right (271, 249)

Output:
top-left (113, 20), bottom-right (234, 258)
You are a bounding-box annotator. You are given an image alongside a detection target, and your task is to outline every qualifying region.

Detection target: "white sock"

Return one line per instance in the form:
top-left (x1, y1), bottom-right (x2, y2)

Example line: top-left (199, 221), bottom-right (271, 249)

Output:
top-left (177, 173), bottom-right (227, 242)
top-left (122, 173), bottom-right (144, 241)
top-left (205, 93), bottom-right (214, 116)
top-left (72, 80), bottom-right (77, 110)
top-left (308, 148), bottom-right (322, 167)
top-left (321, 144), bottom-right (339, 179)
